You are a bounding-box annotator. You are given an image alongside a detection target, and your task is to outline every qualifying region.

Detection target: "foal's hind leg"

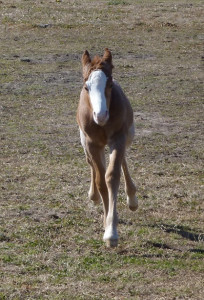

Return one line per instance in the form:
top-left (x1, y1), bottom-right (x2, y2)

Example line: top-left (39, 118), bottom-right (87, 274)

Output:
top-left (122, 158), bottom-right (138, 211)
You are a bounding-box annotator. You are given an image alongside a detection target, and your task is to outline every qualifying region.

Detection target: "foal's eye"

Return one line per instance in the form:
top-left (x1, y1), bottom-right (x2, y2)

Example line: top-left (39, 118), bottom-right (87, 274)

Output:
top-left (85, 86), bottom-right (89, 91)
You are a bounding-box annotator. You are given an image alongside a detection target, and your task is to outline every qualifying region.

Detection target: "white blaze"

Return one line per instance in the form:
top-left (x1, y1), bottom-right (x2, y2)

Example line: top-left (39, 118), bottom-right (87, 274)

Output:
top-left (86, 70), bottom-right (109, 125)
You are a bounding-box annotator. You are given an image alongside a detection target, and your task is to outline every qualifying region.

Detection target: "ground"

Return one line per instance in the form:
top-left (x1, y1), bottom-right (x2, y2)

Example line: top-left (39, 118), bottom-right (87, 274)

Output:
top-left (0, 0), bottom-right (204, 299)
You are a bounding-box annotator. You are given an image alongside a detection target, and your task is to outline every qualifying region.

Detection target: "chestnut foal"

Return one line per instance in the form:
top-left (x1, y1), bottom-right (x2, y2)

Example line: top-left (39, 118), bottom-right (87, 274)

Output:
top-left (77, 49), bottom-right (138, 247)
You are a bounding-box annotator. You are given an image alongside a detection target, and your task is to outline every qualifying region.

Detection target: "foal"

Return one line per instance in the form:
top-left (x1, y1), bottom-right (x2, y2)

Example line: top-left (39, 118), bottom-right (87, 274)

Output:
top-left (77, 49), bottom-right (138, 247)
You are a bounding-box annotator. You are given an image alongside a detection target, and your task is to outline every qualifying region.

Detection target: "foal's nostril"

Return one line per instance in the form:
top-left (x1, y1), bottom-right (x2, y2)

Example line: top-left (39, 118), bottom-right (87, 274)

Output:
top-left (93, 111), bottom-right (109, 125)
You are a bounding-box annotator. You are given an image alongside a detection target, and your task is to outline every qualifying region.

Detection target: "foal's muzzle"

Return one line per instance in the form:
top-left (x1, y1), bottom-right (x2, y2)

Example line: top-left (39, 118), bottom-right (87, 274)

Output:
top-left (93, 110), bottom-right (109, 126)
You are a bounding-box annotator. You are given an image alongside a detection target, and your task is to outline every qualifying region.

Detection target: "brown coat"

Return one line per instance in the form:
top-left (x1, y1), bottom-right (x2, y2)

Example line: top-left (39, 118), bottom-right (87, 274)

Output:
top-left (77, 49), bottom-right (138, 247)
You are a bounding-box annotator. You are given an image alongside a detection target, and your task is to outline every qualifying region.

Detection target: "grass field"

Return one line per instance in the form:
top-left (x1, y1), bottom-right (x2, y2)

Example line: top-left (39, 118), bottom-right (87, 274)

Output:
top-left (0, 0), bottom-right (204, 299)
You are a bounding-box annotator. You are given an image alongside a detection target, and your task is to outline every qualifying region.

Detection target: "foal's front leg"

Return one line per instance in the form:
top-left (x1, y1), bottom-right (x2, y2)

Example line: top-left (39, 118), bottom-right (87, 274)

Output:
top-left (103, 136), bottom-right (126, 247)
top-left (80, 129), bottom-right (101, 204)
top-left (86, 141), bottom-right (109, 224)
top-left (88, 160), bottom-right (101, 205)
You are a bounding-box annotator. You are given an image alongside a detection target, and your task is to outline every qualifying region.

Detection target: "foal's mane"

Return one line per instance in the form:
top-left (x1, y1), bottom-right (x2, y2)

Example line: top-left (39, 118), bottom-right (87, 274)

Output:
top-left (84, 55), bottom-right (114, 82)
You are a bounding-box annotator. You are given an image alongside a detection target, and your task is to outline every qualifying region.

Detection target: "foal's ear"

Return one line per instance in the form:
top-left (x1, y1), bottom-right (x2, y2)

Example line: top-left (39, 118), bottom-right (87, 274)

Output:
top-left (82, 50), bottom-right (91, 67)
top-left (102, 48), bottom-right (112, 65)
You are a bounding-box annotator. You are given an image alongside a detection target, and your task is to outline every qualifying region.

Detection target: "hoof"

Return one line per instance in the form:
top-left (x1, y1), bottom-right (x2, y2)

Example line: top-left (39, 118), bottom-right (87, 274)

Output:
top-left (127, 195), bottom-right (138, 211)
top-left (129, 204), bottom-right (138, 211)
top-left (129, 206), bottom-right (138, 211)
top-left (105, 239), bottom-right (118, 248)
top-left (103, 226), bottom-right (118, 248)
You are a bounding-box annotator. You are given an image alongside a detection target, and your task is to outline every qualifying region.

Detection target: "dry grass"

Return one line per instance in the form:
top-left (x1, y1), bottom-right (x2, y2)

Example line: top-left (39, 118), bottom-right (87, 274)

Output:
top-left (0, 0), bottom-right (204, 299)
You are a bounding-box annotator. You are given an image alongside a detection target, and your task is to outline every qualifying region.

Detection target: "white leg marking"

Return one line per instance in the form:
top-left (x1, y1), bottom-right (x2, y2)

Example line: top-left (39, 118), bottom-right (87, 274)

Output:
top-left (103, 186), bottom-right (119, 247)
top-left (103, 225), bottom-right (118, 247)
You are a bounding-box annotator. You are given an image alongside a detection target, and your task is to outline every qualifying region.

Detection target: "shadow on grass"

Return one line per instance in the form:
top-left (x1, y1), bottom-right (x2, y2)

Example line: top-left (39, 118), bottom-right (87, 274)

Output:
top-left (145, 241), bottom-right (204, 254)
top-left (116, 222), bottom-right (204, 256)
top-left (144, 223), bottom-right (204, 254)
top-left (158, 224), bottom-right (204, 243)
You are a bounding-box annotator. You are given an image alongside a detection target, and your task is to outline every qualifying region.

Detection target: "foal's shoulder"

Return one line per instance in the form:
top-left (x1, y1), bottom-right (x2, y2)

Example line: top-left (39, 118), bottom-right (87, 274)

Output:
top-left (112, 79), bottom-right (129, 103)
top-left (112, 79), bottom-right (121, 90)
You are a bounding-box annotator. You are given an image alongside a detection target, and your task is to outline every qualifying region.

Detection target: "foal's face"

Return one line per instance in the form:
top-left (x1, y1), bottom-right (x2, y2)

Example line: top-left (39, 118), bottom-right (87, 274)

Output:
top-left (82, 49), bottom-right (113, 127)
top-left (85, 70), bottom-right (111, 126)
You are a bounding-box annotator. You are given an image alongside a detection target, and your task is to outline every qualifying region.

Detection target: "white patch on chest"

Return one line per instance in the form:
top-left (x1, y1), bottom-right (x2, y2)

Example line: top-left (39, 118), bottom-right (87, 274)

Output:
top-left (86, 70), bottom-right (109, 126)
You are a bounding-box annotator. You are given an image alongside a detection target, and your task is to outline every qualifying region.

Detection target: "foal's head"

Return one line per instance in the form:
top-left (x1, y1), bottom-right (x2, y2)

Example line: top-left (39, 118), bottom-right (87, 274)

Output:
top-left (82, 49), bottom-right (114, 126)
